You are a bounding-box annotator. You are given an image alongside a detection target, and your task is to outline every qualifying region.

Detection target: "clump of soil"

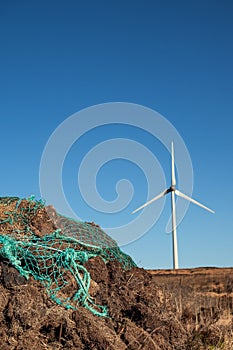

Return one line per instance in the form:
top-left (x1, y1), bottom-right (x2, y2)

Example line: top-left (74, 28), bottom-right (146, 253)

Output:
top-left (0, 258), bottom-right (188, 350)
top-left (0, 197), bottom-right (232, 349)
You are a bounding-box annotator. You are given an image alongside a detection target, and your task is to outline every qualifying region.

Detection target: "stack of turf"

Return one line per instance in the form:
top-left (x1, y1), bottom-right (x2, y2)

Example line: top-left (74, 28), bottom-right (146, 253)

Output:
top-left (0, 196), bottom-right (135, 317)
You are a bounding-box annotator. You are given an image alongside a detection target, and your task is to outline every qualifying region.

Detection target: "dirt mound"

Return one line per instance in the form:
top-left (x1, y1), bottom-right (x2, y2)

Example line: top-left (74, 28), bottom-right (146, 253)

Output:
top-left (0, 197), bottom-right (232, 349)
top-left (0, 259), bottom-right (189, 349)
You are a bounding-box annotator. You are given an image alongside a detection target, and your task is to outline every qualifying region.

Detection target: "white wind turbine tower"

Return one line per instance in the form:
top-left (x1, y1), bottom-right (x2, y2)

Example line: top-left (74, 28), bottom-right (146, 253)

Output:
top-left (132, 142), bottom-right (215, 270)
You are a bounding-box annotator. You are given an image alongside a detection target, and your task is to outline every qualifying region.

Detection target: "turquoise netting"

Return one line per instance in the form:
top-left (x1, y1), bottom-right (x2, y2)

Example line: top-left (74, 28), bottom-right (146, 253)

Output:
top-left (0, 196), bottom-right (136, 317)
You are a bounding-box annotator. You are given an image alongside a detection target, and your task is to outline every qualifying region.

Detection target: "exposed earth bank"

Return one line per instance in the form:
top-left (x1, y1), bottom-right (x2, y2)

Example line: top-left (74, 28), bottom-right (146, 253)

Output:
top-left (0, 198), bottom-right (232, 349)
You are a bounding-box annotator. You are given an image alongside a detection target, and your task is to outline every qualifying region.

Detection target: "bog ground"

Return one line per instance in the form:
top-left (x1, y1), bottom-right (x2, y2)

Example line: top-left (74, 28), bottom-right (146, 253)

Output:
top-left (0, 197), bottom-right (232, 349)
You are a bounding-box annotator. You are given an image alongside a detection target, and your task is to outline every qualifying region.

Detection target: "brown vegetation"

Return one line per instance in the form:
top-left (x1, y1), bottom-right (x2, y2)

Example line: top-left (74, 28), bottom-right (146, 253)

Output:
top-left (0, 198), bottom-right (232, 349)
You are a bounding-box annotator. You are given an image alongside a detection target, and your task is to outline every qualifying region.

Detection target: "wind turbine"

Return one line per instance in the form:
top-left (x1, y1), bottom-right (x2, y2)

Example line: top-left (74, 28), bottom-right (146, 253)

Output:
top-left (132, 142), bottom-right (214, 270)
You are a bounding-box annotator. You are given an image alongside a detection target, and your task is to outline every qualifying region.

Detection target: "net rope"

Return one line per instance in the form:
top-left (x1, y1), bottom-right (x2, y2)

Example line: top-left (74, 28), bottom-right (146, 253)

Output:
top-left (0, 196), bottom-right (136, 317)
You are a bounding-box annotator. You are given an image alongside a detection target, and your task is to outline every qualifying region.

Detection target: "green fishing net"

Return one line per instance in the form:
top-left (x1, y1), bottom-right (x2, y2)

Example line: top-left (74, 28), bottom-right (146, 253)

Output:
top-left (0, 196), bottom-right (136, 317)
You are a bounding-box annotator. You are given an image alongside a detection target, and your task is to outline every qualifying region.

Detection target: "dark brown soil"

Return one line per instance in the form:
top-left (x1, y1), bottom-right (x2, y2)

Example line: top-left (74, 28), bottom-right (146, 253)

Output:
top-left (0, 198), bottom-right (232, 349)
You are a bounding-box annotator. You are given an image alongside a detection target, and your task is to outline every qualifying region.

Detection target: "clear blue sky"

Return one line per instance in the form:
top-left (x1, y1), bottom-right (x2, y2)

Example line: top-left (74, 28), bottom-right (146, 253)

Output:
top-left (1, 1), bottom-right (232, 269)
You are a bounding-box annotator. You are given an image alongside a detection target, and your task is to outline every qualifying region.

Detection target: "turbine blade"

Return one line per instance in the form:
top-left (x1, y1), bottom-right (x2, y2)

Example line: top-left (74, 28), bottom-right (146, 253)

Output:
top-left (171, 142), bottom-right (176, 186)
top-left (175, 190), bottom-right (215, 214)
top-left (132, 189), bottom-right (169, 214)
